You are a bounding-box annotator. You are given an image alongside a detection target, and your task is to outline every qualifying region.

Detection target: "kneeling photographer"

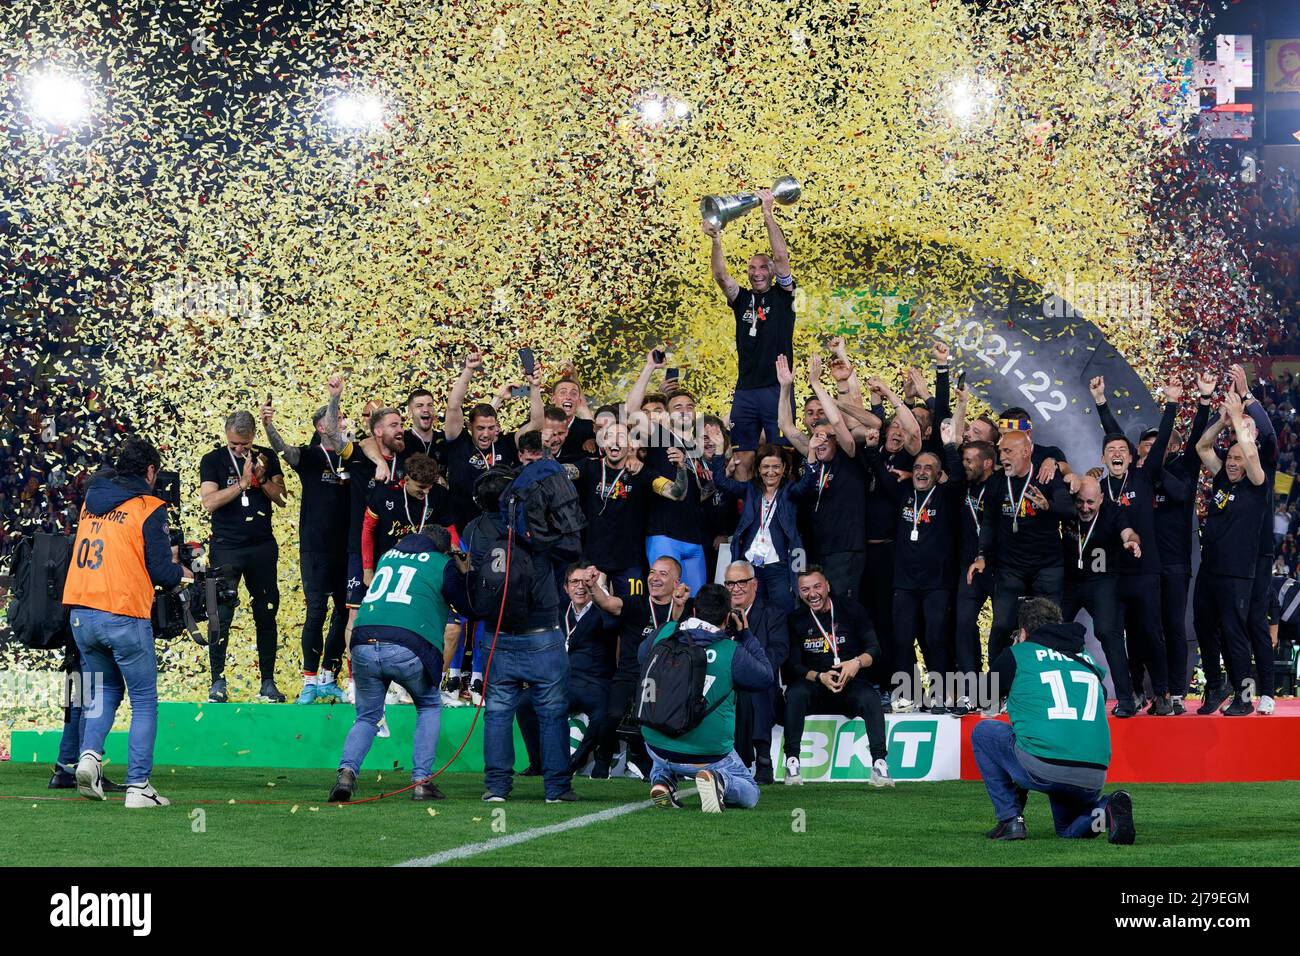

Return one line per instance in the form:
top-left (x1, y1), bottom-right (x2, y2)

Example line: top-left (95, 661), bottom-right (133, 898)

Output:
top-left (61, 437), bottom-right (192, 809)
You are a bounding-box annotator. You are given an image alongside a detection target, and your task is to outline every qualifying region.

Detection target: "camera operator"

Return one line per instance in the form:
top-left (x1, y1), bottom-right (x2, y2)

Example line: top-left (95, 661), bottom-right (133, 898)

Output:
top-left (62, 437), bottom-right (192, 808)
top-left (261, 375), bottom-right (353, 704)
top-left (199, 410), bottom-right (287, 703)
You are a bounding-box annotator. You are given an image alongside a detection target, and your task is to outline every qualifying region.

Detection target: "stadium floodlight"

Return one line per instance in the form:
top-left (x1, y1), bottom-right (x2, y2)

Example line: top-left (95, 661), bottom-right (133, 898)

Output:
top-left (637, 93), bottom-right (690, 127)
top-left (330, 93), bottom-right (385, 129)
top-left (639, 97), bottom-right (666, 125)
top-left (26, 70), bottom-right (90, 128)
top-left (945, 75), bottom-right (997, 126)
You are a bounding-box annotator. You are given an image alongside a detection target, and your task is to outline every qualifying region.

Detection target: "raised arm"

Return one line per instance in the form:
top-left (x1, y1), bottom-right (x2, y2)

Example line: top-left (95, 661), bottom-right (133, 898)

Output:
top-left (775, 354), bottom-right (809, 457)
top-left (953, 384), bottom-right (970, 446)
top-left (514, 369), bottom-right (545, 440)
top-left (260, 401), bottom-right (300, 469)
top-left (827, 337), bottom-right (864, 410)
top-left (758, 190), bottom-right (792, 283)
top-left (1225, 391), bottom-right (1266, 486)
top-left (931, 341), bottom-right (951, 427)
top-left (589, 569), bottom-right (625, 617)
top-left (702, 221), bottom-right (740, 302)
top-left (322, 375), bottom-right (345, 450)
top-left (443, 350), bottom-right (483, 443)
top-left (1141, 383), bottom-right (1181, 473)
top-left (1179, 372), bottom-right (1216, 475)
top-left (871, 377), bottom-right (922, 455)
top-left (1197, 406), bottom-right (1228, 477)
top-left (1089, 375), bottom-right (1124, 436)
top-left (808, 355), bottom-right (855, 456)
top-left (626, 348), bottom-right (665, 417)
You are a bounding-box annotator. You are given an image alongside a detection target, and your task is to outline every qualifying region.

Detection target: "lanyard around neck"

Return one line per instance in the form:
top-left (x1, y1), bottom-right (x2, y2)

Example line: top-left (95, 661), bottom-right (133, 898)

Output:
top-left (403, 488), bottom-right (429, 534)
top-left (810, 603), bottom-right (838, 663)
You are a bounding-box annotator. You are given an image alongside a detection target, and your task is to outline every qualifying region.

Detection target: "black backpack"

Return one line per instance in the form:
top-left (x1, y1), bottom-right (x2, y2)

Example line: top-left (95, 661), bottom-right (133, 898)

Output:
top-left (635, 623), bottom-right (726, 738)
top-left (4, 533), bottom-right (73, 649)
top-left (463, 514), bottom-right (534, 634)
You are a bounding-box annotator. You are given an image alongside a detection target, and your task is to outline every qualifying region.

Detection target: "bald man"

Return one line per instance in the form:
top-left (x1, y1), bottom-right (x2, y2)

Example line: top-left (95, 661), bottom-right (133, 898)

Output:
top-left (1059, 475), bottom-right (1144, 716)
top-left (969, 430), bottom-right (1076, 664)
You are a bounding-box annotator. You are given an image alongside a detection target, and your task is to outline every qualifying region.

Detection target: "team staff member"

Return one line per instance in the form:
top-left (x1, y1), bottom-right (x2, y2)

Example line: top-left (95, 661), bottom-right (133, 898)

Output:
top-left (972, 598), bottom-right (1134, 843)
top-left (199, 409), bottom-right (288, 704)
top-left (724, 560), bottom-right (788, 785)
top-left (262, 375), bottom-right (353, 704)
top-left (1059, 476), bottom-right (1144, 716)
top-left (704, 188), bottom-right (796, 482)
top-left (518, 563), bottom-right (619, 776)
top-left (1193, 391), bottom-right (1269, 716)
top-left (327, 528), bottom-right (471, 803)
top-left (588, 556), bottom-right (691, 780)
top-left (640, 585), bottom-right (775, 813)
top-left (950, 433), bottom-right (996, 706)
top-left (969, 430), bottom-right (1075, 665)
top-left (360, 453), bottom-right (455, 582)
top-left (574, 421), bottom-right (651, 599)
top-left (783, 568), bottom-right (893, 789)
top-left (873, 449), bottom-right (963, 712)
top-left (63, 437), bottom-right (191, 809)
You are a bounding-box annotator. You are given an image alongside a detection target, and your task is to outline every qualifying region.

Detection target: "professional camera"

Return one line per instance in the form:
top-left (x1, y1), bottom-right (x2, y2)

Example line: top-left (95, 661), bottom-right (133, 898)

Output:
top-left (149, 471), bottom-right (238, 645)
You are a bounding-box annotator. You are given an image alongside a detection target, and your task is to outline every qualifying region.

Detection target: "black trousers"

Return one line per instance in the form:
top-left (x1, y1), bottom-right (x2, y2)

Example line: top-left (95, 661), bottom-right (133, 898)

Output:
top-left (821, 550), bottom-right (866, 605)
top-left (1062, 576), bottom-right (1131, 701)
top-left (1192, 571), bottom-right (1254, 699)
top-left (990, 564), bottom-right (1064, 664)
top-left (1247, 555), bottom-right (1277, 698)
top-left (518, 672), bottom-right (609, 774)
top-left (954, 570), bottom-right (995, 676)
top-left (892, 587), bottom-right (952, 692)
top-left (300, 548), bottom-right (347, 674)
top-left (735, 657), bottom-right (783, 765)
top-left (1117, 573), bottom-right (1168, 696)
top-left (209, 539), bottom-right (280, 681)
top-left (1160, 570), bottom-right (1191, 697)
top-left (594, 671), bottom-right (649, 770)
top-left (783, 679), bottom-right (886, 763)
top-left (860, 541), bottom-right (895, 682)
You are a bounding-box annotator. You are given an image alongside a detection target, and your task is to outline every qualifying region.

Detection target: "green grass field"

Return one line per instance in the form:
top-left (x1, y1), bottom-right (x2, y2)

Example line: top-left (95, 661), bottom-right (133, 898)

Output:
top-left (2, 763), bottom-right (1296, 866)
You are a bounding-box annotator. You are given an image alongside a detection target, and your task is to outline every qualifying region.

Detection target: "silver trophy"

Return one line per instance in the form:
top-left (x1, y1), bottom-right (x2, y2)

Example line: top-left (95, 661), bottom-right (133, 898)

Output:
top-left (700, 176), bottom-right (801, 230)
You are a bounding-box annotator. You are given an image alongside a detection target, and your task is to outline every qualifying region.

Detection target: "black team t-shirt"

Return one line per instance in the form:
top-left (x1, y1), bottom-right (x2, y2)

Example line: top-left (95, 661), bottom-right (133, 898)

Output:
top-left (200, 444), bottom-right (284, 549)
top-left (291, 439), bottom-right (353, 554)
top-left (793, 451), bottom-right (868, 557)
top-left (863, 446), bottom-right (915, 541)
top-left (1201, 471), bottom-right (1268, 579)
top-left (1062, 501), bottom-right (1131, 584)
top-left (346, 451), bottom-right (404, 554)
top-left (787, 598), bottom-right (879, 675)
top-left (364, 480), bottom-right (456, 564)
top-left (732, 283), bottom-right (796, 391)
top-left (403, 428), bottom-right (442, 461)
top-left (978, 470), bottom-right (1072, 573)
top-left (576, 458), bottom-right (652, 571)
top-left (644, 435), bottom-right (709, 545)
top-left (614, 594), bottom-right (680, 678)
top-left (441, 430), bottom-right (520, 531)
top-left (560, 418), bottom-right (596, 464)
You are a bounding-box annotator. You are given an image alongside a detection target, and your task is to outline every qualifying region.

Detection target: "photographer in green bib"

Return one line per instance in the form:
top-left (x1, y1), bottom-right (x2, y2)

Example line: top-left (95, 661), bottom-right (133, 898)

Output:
top-left (326, 528), bottom-right (471, 803)
top-left (972, 597), bottom-right (1135, 844)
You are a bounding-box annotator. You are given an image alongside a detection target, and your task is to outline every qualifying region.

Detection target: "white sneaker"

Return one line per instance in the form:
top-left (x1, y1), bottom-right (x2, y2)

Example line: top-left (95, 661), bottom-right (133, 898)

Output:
top-left (870, 758), bottom-right (895, 789)
top-left (376, 716), bottom-right (391, 739)
top-left (892, 697), bottom-right (918, 714)
top-left (1258, 696), bottom-right (1276, 715)
top-left (75, 751), bottom-right (105, 801)
top-left (624, 760), bottom-right (645, 781)
top-left (696, 769), bottom-right (725, 813)
top-left (392, 684), bottom-right (412, 705)
top-left (441, 690), bottom-right (466, 707)
top-left (343, 682), bottom-right (355, 704)
top-left (784, 756), bottom-right (802, 786)
top-left (124, 782), bottom-right (170, 808)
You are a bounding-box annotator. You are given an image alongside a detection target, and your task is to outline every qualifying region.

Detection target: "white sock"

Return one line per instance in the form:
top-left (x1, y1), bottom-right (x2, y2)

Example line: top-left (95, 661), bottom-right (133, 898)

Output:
top-left (448, 668), bottom-right (461, 680)
top-left (471, 671), bottom-right (483, 685)
top-left (319, 670), bottom-right (333, 686)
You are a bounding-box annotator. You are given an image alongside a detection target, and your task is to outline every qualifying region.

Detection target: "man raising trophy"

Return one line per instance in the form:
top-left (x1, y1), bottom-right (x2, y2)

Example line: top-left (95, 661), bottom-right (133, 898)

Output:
top-left (702, 178), bottom-right (799, 482)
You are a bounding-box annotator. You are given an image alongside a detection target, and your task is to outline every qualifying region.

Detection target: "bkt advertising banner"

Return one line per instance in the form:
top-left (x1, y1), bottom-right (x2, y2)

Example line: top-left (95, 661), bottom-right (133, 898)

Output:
top-left (569, 713), bottom-right (962, 782)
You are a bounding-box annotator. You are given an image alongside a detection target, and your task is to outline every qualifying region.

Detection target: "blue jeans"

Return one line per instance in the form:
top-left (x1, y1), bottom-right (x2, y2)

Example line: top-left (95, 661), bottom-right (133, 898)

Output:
top-left (69, 608), bottom-right (158, 785)
top-left (647, 747), bottom-right (761, 809)
top-left (970, 720), bottom-right (1102, 838)
top-left (646, 536), bottom-right (708, 595)
top-left (340, 642), bottom-right (442, 780)
top-left (483, 628), bottom-right (571, 799)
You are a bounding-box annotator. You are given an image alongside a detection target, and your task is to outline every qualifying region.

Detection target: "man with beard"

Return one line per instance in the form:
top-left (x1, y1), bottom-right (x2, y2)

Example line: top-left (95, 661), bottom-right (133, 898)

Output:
top-left (588, 556), bottom-right (692, 779)
top-left (968, 430), bottom-right (1075, 664)
top-left (403, 387), bottom-right (441, 459)
top-left (950, 435), bottom-right (996, 711)
top-left (1194, 391), bottom-right (1269, 716)
top-left (345, 407), bottom-right (407, 625)
top-left (1088, 376), bottom-right (1180, 714)
top-left (574, 421), bottom-right (652, 599)
top-left (1059, 475), bottom-right (1143, 716)
top-left (783, 568), bottom-right (893, 788)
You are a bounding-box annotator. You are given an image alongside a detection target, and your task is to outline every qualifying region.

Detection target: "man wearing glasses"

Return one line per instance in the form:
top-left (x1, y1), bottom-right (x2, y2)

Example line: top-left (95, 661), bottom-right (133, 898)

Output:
top-left (723, 561), bottom-right (789, 785)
